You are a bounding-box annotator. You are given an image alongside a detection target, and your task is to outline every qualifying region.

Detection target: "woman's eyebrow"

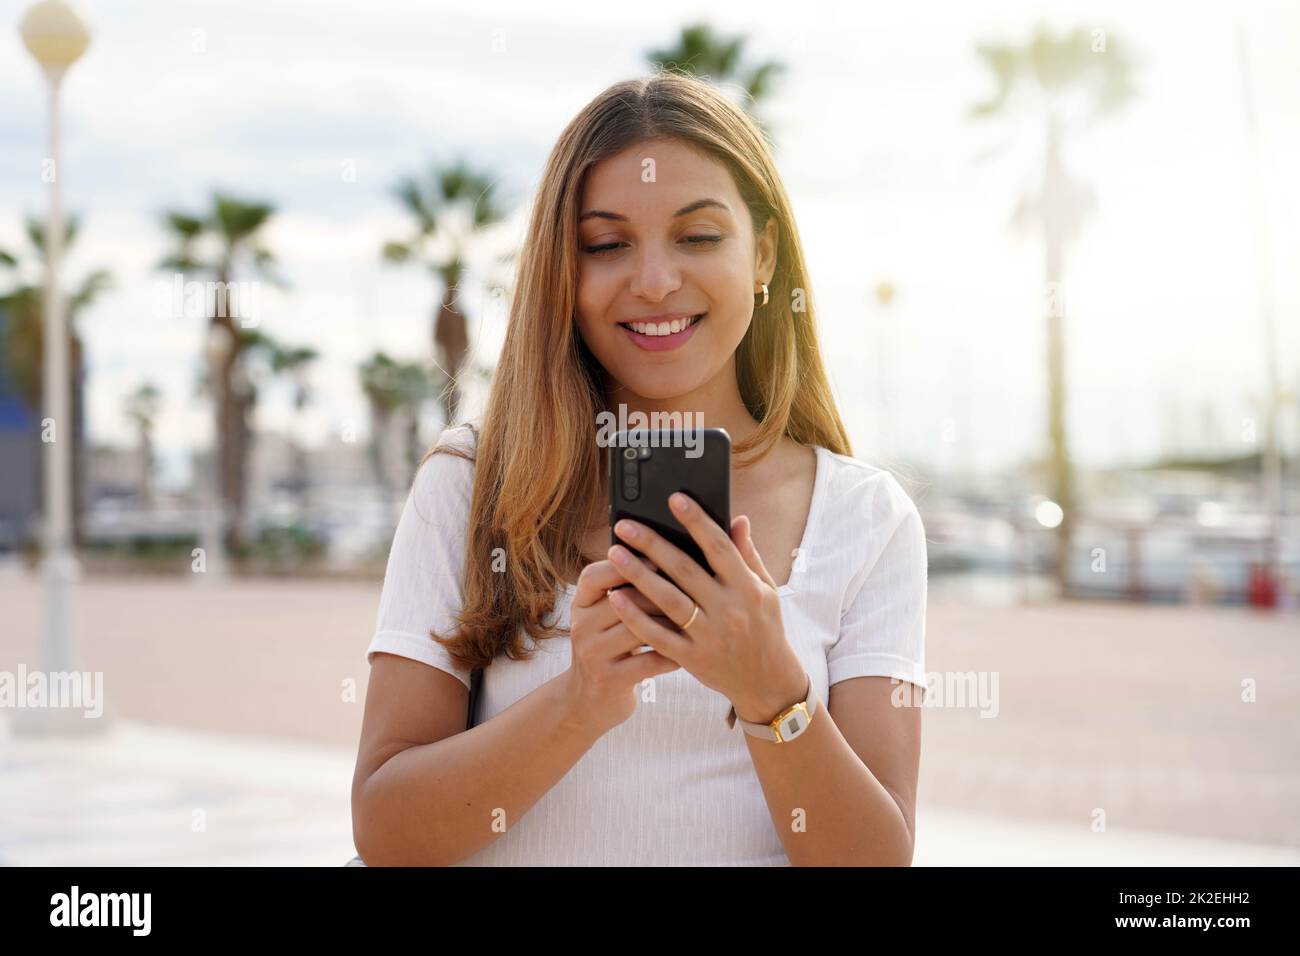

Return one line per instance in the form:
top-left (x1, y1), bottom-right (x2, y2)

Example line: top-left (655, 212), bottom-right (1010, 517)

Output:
top-left (578, 198), bottom-right (731, 223)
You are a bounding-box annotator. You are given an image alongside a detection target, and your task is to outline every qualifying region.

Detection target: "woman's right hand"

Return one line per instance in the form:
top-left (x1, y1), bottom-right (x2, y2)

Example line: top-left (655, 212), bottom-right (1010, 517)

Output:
top-left (567, 558), bottom-right (683, 733)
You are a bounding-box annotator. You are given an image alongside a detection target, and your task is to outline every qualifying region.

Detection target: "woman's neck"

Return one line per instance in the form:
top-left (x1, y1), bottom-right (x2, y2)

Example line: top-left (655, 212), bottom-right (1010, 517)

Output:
top-left (600, 359), bottom-right (762, 448)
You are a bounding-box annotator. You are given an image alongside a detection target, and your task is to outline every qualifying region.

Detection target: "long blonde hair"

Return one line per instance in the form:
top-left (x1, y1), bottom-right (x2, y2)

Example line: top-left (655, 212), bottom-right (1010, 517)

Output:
top-left (430, 70), bottom-right (852, 672)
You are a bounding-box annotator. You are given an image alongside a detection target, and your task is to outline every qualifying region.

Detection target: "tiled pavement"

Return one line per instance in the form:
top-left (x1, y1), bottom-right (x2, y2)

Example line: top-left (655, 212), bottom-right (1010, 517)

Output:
top-left (913, 806), bottom-right (1299, 865)
top-left (2, 574), bottom-right (1297, 865)
top-left (0, 717), bottom-right (356, 867)
top-left (3, 716), bottom-right (1296, 867)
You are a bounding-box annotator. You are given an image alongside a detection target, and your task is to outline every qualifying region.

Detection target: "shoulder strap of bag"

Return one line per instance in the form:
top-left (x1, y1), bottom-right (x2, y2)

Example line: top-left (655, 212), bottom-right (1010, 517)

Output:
top-left (467, 665), bottom-right (484, 728)
top-left (461, 421), bottom-right (484, 728)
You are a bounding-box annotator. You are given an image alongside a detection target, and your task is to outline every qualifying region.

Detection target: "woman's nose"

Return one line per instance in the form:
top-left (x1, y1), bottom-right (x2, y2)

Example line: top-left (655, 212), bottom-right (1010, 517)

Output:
top-left (628, 245), bottom-right (682, 301)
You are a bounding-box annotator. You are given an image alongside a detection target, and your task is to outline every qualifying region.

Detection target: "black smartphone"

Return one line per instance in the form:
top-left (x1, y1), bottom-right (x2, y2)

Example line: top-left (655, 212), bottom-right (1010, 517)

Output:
top-left (607, 427), bottom-right (731, 580)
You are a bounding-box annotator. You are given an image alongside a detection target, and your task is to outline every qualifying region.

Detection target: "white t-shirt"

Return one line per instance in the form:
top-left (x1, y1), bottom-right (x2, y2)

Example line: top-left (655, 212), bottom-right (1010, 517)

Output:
top-left (366, 423), bottom-right (928, 866)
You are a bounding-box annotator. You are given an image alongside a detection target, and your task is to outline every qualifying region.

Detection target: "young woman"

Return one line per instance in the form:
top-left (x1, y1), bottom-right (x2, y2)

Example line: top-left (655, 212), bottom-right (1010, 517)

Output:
top-left (351, 71), bottom-right (928, 866)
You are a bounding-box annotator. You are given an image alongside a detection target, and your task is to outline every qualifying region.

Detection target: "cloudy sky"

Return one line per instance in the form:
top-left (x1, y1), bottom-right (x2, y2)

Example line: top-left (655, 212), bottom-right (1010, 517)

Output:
top-left (2, 0), bottom-right (1297, 483)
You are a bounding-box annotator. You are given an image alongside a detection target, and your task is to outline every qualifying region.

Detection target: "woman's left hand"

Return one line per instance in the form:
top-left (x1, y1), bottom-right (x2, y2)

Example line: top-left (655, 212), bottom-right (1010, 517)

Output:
top-left (606, 492), bottom-right (808, 725)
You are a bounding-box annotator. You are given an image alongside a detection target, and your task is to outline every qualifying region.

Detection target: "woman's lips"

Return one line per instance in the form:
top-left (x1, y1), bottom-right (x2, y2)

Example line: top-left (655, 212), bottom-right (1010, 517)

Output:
top-left (619, 314), bottom-right (704, 352)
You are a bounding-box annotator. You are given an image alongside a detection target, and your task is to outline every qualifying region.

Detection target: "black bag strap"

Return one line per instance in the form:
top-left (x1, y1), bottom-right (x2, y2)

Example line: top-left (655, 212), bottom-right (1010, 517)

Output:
top-left (461, 421), bottom-right (485, 729)
top-left (467, 665), bottom-right (484, 728)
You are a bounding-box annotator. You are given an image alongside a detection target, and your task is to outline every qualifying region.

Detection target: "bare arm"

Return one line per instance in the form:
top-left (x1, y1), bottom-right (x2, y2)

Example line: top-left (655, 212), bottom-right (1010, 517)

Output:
top-left (743, 673), bottom-right (921, 866)
top-left (351, 653), bottom-right (600, 866)
top-left (351, 563), bottom-right (677, 866)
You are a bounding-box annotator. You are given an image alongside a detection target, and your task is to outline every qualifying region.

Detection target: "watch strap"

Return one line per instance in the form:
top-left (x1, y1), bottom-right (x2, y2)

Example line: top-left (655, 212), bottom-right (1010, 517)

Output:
top-left (726, 673), bottom-right (817, 742)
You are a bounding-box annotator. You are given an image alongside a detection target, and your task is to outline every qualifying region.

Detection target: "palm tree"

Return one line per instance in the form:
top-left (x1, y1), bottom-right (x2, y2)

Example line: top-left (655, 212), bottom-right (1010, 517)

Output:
top-left (970, 24), bottom-right (1136, 596)
top-left (382, 159), bottom-right (506, 428)
top-left (158, 193), bottom-right (287, 549)
top-left (645, 22), bottom-right (787, 140)
top-left (359, 352), bottom-right (404, 494)
top-left (123, 382), bottom-right (162, 506)
top-left (263, 337), bottom-right (317, 508)
top-left (0, 214), bottom-right (113, 544)
top-left (392, 359), bottom-right (436, 478)
top-left (359, 352), bottom-right (441, 494)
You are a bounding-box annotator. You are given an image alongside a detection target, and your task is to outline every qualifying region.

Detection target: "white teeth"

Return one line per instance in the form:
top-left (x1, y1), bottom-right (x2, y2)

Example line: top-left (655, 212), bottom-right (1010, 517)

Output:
top-left (627, 314), bottom-right (700, 336)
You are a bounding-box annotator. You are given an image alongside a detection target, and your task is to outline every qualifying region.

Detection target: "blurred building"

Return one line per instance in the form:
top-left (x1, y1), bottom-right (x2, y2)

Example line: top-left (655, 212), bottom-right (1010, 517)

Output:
top-left (0, 304), bottom-right (40, 552)
top-left (87, 444), bottom-right (144, 503)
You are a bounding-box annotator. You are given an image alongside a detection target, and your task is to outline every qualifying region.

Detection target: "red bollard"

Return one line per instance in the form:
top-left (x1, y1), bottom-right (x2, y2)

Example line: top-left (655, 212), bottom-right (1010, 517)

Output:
top-left (1247, 562), bottom-right (1278, 609)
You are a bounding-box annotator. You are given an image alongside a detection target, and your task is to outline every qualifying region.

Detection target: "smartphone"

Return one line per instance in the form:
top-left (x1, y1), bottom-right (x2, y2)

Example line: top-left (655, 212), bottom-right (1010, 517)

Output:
top-left (607, 427), bottom-right (731, 580)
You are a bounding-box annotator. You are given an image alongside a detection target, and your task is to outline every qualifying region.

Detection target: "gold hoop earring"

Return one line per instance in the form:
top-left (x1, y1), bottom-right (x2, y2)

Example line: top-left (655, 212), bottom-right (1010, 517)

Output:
top-left (754, 283), bottom-right (769, 308)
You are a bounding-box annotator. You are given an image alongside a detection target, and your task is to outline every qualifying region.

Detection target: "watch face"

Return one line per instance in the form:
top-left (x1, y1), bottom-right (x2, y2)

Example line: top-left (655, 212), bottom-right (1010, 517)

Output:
top-left (780, 713), bottom-right (805, 738)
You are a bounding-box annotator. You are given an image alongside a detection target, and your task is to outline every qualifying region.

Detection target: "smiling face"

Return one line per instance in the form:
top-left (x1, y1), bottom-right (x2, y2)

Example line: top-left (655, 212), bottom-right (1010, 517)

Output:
top-left (575, 136), bottom-right (777, 403)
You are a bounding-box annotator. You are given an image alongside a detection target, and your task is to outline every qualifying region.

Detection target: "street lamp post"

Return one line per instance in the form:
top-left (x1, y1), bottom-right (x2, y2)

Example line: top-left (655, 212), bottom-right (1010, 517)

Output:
top-left (17, 0), bottom-right (103, 735)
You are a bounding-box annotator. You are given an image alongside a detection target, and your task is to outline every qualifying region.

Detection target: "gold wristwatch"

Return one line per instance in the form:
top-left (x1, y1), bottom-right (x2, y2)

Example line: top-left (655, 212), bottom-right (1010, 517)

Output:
top-left (726, 672), bottom-right (817, 743)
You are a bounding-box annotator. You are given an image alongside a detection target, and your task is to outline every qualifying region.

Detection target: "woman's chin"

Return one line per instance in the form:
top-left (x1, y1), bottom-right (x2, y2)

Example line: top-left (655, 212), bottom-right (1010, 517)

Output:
top-left (615, 371), bottom-right (708, 403)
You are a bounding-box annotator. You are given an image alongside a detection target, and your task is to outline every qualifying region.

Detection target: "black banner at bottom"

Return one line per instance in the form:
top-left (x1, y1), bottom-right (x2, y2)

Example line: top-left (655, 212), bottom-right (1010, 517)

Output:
top-left (0, 865), bottom-right (1284, 942)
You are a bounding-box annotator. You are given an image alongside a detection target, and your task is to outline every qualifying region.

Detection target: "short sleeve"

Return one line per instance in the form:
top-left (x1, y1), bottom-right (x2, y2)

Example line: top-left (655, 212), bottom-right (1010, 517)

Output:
top-left (366, 426), bottom-right (477, 690)
top-left (827, 473), bottom-right (928, 691)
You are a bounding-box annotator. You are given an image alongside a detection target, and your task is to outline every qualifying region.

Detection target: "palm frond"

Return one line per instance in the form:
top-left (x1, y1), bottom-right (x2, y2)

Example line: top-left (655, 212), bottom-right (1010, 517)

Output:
top-left (163, 211), bottom-right (205, 239)
top-left (381, 241), bottom-right (413, 263)
top-left (70, 269), bottom-right (114, 310)
top-left (392, 177), bottom-right (436, 235)
top-left (23, 213), bottom-right (79, 257)
top-left (158, 253), bottom-right (202, 272)
top-left (437, 159), bottom-right (481, 203)
top-left (470, 178), bottom-right (505, 228)
top-left (270, 345), bottom-right (318, 374)
top-left (252, 246), bottom-right (291, 289)
top-left (971, 23), bottom-right (1136, 123)
top-left (213, 193), bottom-right (274, 243)
top-left (745, 61), bottom-right (785, 104)
top-left (970, 42), bottom-right (1020, 118)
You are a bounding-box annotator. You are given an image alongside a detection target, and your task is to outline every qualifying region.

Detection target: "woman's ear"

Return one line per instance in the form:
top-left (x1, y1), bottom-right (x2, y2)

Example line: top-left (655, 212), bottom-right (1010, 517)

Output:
top-left (754, 217), bottom-right (779, 288)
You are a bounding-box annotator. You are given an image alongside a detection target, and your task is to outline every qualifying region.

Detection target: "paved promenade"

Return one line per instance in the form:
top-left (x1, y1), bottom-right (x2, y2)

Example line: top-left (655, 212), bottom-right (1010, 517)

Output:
top-left (2, 571), bottom-right (1296, 865)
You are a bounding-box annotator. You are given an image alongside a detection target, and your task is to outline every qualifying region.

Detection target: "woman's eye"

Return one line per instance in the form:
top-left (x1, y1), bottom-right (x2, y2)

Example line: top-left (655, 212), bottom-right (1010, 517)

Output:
top-left (582, 235), bottom-right (723, 257)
